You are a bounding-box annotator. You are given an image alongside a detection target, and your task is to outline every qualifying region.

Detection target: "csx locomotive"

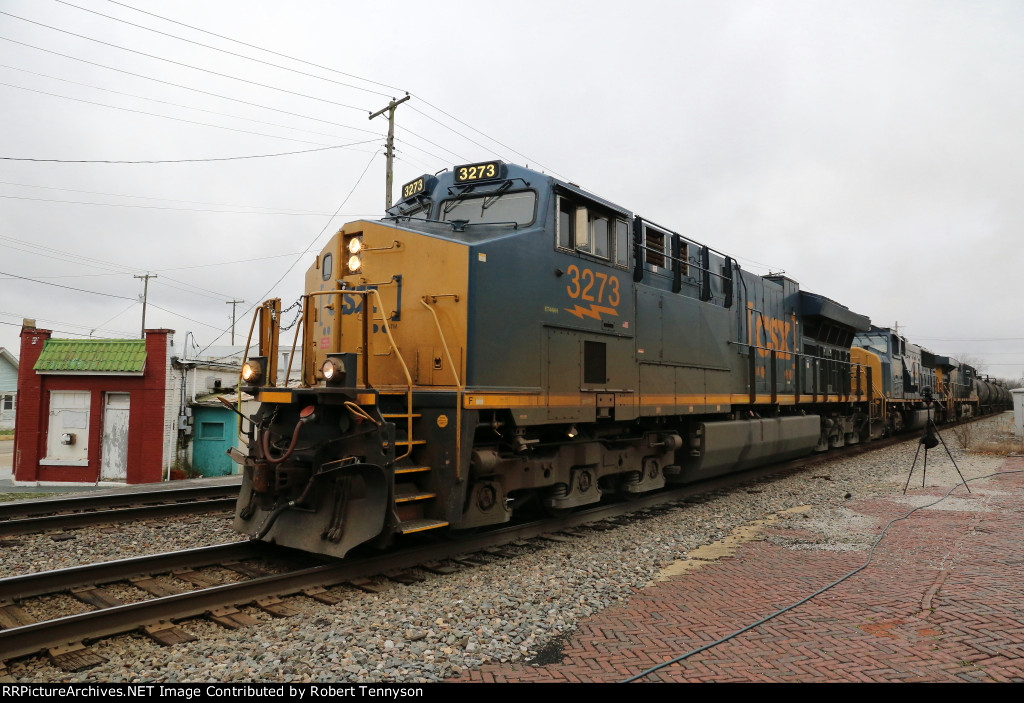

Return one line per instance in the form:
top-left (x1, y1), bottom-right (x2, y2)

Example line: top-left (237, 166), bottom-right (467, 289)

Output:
top-left (232, 161), bottom-right (1007, 557)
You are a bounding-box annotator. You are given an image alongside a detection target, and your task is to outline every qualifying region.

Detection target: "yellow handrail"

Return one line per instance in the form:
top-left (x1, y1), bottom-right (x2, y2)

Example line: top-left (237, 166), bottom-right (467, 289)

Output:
top-left (368, 288), bottom-right (415, 461)
top-left (420, 297), bottom-right (464, 481)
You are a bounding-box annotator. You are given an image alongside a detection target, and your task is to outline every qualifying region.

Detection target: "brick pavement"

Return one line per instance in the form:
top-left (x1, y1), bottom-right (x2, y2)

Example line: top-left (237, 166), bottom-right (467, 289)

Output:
top-left (453, 456), bottom-right (1024, 683)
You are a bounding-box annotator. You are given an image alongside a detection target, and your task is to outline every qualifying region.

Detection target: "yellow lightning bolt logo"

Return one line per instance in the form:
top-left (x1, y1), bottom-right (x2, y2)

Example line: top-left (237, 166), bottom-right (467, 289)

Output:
top-left (565, 303), bottom-right (618, 320)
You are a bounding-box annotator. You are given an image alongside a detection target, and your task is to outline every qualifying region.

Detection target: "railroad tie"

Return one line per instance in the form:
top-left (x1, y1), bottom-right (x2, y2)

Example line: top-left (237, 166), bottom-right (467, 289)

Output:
top-left (143, 621), bottom-right (198, 646)
top-left (0, 600), bottom-right (35, 629)
top-left (70, 586), bottom-right (123, 609)
top-left (256, 596), bottom-right (300, 618)
top-left (171, 569), bottom-right (221, 589)
top-left (130, 576), bottom-right (182, 598)
top-left (386, 570), bottom-right (425, 585)
top-left (207, 606), bottom-right (258, 629)
top-left (48, 643), bottom-right (106, 672)
top-left (222, 560), bottom-right (271, 579)
top-left (302, 587), bottom-right (346, 605)
top-left (348, 578), bottom-right (388, 594)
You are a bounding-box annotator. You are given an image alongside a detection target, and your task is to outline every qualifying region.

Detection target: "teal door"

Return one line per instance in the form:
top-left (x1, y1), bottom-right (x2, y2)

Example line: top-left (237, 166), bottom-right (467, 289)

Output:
top-left (191, 407), bottom-right (235, 476)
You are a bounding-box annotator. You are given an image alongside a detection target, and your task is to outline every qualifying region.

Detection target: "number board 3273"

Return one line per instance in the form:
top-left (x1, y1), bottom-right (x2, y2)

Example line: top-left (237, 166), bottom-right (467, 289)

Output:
top-left (454, 161), bottom-right (503, 184)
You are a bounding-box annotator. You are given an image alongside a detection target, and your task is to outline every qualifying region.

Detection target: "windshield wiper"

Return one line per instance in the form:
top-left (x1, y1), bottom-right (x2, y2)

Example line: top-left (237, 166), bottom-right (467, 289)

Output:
top-left (443, 184), bottom-right (476, 215)
top-left (450, 219), bottom-right (519, 232)
top-left (481, 180), bottom-right (512, 210)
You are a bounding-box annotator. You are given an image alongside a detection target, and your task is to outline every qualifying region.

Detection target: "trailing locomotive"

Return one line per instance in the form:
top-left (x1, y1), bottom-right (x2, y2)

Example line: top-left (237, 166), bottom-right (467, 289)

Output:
top-left (232, 161), bottom-right (1007, 558)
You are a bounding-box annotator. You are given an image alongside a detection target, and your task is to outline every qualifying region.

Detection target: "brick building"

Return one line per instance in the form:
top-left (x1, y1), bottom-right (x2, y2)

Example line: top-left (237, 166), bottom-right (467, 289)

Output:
top-left (13, 322), bottom-right (177, 484)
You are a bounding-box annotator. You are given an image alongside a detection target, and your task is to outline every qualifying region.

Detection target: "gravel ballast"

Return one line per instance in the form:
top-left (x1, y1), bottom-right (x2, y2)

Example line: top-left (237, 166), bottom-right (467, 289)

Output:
top-left (3, 413), bottom-right (1018, 682)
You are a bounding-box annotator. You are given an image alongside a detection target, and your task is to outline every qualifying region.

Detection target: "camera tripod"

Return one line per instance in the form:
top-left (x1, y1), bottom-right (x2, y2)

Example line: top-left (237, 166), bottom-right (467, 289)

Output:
top-left (903, 398), bottom-right (971, 495)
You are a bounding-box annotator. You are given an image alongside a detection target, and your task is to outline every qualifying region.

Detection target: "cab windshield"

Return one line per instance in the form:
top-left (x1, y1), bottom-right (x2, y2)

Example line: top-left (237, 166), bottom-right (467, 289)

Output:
top-left (441, 190), bottom-right (536, 228)
top-left (861, 334), bottom-right (889, 354)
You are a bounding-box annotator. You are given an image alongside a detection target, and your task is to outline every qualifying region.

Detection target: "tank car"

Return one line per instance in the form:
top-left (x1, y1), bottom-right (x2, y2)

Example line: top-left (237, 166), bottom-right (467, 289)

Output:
top-left (231, 161), bottom-right (976, 558)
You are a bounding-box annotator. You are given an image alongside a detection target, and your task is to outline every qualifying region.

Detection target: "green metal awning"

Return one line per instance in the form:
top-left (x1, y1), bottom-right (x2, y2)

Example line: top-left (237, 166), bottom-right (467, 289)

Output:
top-left (34, 339), bottom-right (147, 375)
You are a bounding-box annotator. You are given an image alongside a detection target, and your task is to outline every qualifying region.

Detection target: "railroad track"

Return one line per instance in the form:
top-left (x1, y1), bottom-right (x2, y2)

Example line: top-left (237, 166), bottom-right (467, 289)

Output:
top-left (0, 418), bottom-right (991, 674)
top-left (0, 483), bottom-right (240, 537)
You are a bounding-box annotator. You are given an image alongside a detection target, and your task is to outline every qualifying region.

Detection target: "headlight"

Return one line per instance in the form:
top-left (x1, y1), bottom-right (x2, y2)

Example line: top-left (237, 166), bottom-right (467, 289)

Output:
top-left (322, 358), bottom-right (340, 382)
top-left (241, 358), bottom-right (264, 384)
top-left (347, 254), bottom-right (361, 272)
top-left (347, 237), bottom-right (363, 254)
top-left (322, 354), bottom-right (351, 386)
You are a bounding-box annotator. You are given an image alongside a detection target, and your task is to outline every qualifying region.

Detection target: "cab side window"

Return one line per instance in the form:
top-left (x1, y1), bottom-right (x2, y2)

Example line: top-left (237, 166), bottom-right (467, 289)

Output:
top-left (556, 195), bottom-right (629, 269)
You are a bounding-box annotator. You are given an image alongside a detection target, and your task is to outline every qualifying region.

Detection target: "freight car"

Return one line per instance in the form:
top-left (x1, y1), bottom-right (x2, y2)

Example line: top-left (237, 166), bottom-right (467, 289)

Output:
top-left (231, 161), bottom-right (1001, 558)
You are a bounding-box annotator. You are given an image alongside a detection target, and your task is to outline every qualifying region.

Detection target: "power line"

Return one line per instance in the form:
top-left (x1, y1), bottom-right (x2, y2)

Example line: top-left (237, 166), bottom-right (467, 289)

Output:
top-left (915, 337), bottom-right (1024, 342)
top-left (0, 11), bottom-right (374, 114)
top-left (1, 231), bottom-right (352, 283)
top-left (107, 0), bottom-right (405, 94)
top-left (0, 318), bottom-right (133, 338)
top-left (0, 62), bottom-right (374, 143)
top-left (146, 303), bottom-right (223, 332)
top-left (0, 193), bottom-right (351, 215)
top-left (1, 139), bottom-right (380, 163)
top-left (57, 0), bottom-right (397, 99)
top-left (156, 275), bottom-right (235, 302)
top-left (1, 309), bottom-right (135, 337)
top-left (0, 236), bottom-right (130, 275)
top-left (0, 268), bottom-right (230, 334)
top-left (0, 180), bottom-right (369, 216)
top-left (0, 33), bottom-right (459, 172)
top-left (0, 80), bottom-right (333, 146)
top-left (1, 232), bottom-right (246, 303)
top-left (0, 269), bottom-right (135, 300)
top-left (101, 1), bottom-right (555, 172)
top-left (0, 36), bottom-right (383, 138)
top-left (407, 100), bottom-right (565, 178)
top-left (198, 149), bottom-right (380, 354)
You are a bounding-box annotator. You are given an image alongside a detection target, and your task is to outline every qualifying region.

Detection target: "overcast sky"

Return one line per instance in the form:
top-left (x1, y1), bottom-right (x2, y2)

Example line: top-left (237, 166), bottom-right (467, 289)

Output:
top-left (1, 0), bottom-right (1022, 378)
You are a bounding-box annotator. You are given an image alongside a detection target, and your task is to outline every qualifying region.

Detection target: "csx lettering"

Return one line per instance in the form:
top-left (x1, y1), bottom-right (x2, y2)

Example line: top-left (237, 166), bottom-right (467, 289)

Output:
top-left (565, 264), bottom-right (620, 307)
top-left (753, 316), bottom-right (793, 360)
top-left (341, 295), bottom-right (363, 315)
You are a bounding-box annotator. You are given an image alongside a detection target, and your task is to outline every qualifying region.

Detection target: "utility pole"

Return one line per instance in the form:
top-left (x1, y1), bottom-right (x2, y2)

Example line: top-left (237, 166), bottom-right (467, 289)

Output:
top-left (134, 273), bottom-right (157, 339)
top-left (369, 93), bottom-right (411, 209)
top-left (226, 299), bottom-right (244, 345)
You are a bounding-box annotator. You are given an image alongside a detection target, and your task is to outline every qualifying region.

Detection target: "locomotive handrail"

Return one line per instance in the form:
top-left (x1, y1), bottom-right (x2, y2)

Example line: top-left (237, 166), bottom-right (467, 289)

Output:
top-left (421, 296), bottom-right (464, 481)
top-left (303, 288), bottom-right (416, 461)
top-left (739, 341), bottom-right (872, 404)
top-left (368, 287), bottom-right (415, 461)
top-left (237, 299), bottom-right (280, 442)
top-left (283, 305), bottom-right (303, 387)
top-left (635, 242), bottom-right (732, 284)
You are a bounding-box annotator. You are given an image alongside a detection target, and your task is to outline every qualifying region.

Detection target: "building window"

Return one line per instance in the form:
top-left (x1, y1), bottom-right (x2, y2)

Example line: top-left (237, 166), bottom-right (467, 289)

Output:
top-left (200, 421), bottom-right (225, 440)
top-left (1, 395), bottom-right (13, 411)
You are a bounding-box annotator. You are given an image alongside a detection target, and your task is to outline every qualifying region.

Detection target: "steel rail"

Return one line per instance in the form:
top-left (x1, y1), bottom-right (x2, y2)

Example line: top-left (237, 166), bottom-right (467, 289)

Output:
top-left (0, 498), bottom-right (238, 537)
top-left (0, 542), bottom-right (268, 601)
top-left (0, 416), bottom-right (996, 663)
top-left (0, 484), bottom-right (240, 520)
top-left (0, 467), bottom-right (830, 663)
top-left (0, 510), bottom-right (644, 662)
